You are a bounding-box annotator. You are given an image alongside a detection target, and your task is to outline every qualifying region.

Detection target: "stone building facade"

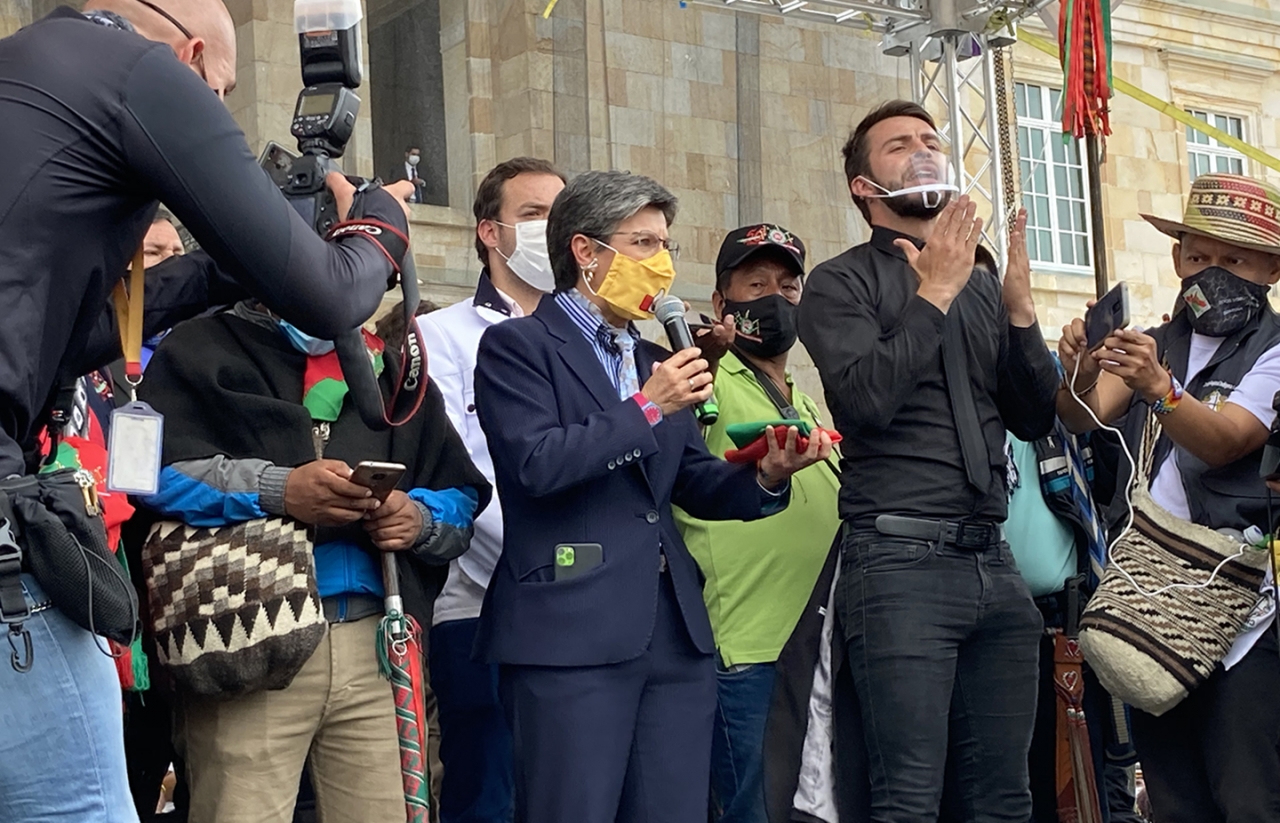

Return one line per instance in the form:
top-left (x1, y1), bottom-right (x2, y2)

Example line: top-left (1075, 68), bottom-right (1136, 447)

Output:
top-left (1014, 0), bottom-right (1280, 337)
top-left (3, 0), bottom-right (1279, 403)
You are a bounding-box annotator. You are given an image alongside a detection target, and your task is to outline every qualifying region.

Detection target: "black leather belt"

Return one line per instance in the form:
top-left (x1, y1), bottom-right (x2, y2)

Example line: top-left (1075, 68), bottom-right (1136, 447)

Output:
top-left (874, 515), bottom-right (1004, 550)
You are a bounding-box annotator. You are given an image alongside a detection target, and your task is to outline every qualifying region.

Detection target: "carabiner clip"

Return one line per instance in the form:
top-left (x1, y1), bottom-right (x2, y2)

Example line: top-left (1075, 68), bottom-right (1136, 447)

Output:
top-left (8, 624), bottom-right (32, 673)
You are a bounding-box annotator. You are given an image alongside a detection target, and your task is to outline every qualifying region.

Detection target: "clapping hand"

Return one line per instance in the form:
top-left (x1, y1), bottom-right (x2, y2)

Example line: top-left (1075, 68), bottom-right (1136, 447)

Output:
top-left (1004, 208), bottom-right (1037, 327)
top-left (895, 195), bottom-right (982, 313)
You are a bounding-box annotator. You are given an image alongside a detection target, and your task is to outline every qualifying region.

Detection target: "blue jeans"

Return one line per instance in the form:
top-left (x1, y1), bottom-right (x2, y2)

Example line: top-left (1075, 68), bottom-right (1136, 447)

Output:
top-left (710, 662), bottom-right (775, 823)
top-left (428, 618), bottom-right (513, 823)
top-left (838, 531), bottom-right (1042, 823)
top-left (0, 574), bottom-right (137, 823)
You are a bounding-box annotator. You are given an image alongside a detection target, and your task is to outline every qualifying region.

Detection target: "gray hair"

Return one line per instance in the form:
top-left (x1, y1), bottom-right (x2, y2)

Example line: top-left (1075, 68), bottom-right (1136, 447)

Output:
top-left (548, 170), bottom-right (678, 292)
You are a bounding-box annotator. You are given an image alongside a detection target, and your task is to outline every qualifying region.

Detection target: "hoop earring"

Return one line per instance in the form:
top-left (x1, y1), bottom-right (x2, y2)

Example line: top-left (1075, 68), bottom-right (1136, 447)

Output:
top-left (581, 260), bottom-right (600, 296)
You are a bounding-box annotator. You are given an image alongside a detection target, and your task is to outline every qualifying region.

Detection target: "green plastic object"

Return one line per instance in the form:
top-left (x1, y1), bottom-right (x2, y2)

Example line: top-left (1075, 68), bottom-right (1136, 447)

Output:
top-left (724, 419), bottom-right (813, 449)
top-left (556, 546), bottom-right (576, 566)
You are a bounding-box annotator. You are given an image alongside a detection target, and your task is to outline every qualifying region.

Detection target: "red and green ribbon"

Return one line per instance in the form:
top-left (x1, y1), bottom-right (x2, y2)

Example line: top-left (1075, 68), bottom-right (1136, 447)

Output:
top-left (1060, 0), bottom-right (1113, 139)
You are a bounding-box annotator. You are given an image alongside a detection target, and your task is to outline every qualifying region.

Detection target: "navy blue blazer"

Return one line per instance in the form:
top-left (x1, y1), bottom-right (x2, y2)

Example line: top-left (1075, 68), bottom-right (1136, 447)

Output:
top-left (472, 296), bottom-right (789, 667)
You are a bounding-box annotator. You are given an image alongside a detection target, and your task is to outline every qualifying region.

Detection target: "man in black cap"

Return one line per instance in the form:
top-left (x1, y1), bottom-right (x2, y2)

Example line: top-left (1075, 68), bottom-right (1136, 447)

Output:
top-left (677, 224), bottom-right (841, 823)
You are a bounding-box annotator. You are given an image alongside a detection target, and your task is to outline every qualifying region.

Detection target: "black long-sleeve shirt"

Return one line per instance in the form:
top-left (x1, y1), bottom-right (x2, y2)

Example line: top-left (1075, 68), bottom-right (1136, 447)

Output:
top-left (798, 226), bottom-right (1059, 527)
top-left (0, 9), bottom-right (408, 476)
top-left (80, 251), bottom-right (249, 378)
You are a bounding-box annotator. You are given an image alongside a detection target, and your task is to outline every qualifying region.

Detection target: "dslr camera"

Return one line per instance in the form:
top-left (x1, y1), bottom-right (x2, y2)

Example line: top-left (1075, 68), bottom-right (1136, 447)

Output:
top-left (265, 0), bottom-right (365, 235)
top-left (258, 0), bottom-right (427, 433)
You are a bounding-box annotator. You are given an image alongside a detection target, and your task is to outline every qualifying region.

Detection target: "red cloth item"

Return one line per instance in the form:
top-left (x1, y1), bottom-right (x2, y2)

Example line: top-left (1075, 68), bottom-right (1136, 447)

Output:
top-left (724, 426), bottom-right (842, 464)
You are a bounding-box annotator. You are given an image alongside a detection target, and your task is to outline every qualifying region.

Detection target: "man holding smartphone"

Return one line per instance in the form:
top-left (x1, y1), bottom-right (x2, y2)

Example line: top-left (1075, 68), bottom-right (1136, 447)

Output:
top-left (0, 5), bottom-right (415, 815)
top-left (124, 299), bottom-right (489, 823)
top-left (1057, 172), bottom-right (1280, 823)
top-left (675, 224), bottom-right (840, 823)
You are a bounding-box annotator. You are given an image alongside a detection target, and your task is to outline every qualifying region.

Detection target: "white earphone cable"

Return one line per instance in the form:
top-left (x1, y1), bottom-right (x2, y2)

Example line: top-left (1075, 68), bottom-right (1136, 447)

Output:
top-left (1066, 353), bottom-right (1253, 598)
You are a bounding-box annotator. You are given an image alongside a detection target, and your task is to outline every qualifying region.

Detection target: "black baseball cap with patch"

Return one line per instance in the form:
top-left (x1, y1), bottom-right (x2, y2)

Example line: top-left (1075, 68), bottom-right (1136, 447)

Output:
top-left (715, 224), bottom-right (807, 281)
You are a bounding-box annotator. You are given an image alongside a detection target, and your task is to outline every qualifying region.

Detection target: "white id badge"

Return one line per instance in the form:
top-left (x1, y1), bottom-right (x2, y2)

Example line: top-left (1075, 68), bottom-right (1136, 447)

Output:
top-left (107, 401), bottom-right (165, 495)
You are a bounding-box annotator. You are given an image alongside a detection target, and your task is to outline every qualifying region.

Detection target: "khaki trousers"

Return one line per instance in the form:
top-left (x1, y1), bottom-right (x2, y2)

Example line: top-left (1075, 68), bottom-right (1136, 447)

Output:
top-left (179, 616), bottom-right (405, 823)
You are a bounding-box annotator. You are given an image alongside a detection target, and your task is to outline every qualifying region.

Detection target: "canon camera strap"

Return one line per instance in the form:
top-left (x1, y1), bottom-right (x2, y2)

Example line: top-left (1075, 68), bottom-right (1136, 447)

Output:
top-left (328, 185), bottom-right (428, 430)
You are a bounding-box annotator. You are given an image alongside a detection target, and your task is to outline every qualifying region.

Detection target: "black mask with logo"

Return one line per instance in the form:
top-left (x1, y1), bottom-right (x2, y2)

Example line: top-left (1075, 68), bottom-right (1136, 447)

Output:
top-left (723, 294), bottom-right (799, 359)
top-left (1179, 266), bottom-right (1271, 338)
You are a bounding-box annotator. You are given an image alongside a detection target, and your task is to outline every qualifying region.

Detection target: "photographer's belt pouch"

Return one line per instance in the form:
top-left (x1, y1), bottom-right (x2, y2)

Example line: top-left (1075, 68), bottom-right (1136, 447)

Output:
top-left (0, 498), bottom-right (32, 671)
top-left (0, 471), bottom-right (139, 651)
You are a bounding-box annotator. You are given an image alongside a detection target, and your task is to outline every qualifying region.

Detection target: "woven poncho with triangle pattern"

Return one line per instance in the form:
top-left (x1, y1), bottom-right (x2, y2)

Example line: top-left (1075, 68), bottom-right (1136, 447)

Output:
top-left (136, 312), bottom-right (492, 631)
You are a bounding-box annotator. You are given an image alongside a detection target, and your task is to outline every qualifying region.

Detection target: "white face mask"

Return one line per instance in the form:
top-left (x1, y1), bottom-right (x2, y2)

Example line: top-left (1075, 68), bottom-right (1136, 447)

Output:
top-left (408, 154), bottom-right (421, 167)
top-left (495, 219), bottom-right (555, 292)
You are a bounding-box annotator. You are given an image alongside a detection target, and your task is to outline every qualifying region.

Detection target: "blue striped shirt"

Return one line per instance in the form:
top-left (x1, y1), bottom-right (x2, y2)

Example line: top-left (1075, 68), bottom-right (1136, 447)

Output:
top-left (555, 290), bottom-right (639, 394)
top-left (555, 290), bottom-right (663, 426)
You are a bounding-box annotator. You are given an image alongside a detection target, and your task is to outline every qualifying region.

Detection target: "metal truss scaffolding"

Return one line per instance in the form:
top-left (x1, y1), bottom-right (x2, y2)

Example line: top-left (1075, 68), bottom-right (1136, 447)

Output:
top-left (682, 0), bottom-right (929, 32)
top-left (913, 35), bottom-right (1013, 268)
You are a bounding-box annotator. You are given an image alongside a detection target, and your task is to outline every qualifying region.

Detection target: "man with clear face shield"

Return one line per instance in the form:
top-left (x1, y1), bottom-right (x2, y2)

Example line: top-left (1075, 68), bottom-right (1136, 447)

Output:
top-left (797, 100), bottom-right (1060, 822)
top-left (415, 157), bottom-right (565, 823)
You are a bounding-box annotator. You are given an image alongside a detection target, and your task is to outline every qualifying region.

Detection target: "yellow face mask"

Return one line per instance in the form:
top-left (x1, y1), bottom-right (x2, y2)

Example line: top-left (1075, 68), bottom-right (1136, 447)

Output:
top-left (585, 244), bottom-right (677, 321)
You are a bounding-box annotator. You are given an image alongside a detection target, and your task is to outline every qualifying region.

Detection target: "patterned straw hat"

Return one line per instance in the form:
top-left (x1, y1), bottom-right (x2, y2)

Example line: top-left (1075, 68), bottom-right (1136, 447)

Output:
top-left (1142, 173), bottom-right (1280, 255)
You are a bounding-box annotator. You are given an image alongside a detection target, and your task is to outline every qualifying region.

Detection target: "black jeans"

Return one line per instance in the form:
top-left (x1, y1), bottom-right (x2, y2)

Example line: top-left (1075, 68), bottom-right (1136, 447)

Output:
top-left (837, 529), bottom-right (1042, 823)
top-left (1132, 627), bottom-right (1280, 823)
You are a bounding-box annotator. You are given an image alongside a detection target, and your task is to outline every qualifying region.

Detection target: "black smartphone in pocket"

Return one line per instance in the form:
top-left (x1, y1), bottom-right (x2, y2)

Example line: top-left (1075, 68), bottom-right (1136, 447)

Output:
top-left (554, 543), bottom-right (604, 581)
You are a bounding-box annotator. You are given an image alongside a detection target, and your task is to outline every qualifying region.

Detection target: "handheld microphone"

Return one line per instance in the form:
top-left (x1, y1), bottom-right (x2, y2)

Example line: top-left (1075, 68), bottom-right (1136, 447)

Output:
top-left (654, 295), bottom-right (719, 426)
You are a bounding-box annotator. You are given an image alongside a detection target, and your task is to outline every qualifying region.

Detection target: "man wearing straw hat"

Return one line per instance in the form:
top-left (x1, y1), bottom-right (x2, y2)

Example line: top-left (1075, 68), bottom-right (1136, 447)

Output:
top-left (1057, 172), bottom-right (1280, 823)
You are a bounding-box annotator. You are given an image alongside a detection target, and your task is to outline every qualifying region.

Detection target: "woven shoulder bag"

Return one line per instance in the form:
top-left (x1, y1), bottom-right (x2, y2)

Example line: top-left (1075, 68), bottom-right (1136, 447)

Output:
top-left (1079, 412), bottom-right (1269, 716)
top-left (141, 516), bottom-right (327, 698)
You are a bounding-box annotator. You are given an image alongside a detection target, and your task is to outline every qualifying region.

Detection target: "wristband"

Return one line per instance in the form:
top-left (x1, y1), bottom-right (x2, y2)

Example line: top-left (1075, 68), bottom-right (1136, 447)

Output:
top-left (1151, 372), bottom-right (1184, 415)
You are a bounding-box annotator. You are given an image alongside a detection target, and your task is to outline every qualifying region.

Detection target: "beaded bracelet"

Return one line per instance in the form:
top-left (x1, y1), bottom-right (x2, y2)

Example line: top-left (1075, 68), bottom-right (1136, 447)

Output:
top-left (1151, 372), bottom-right (1184, 415)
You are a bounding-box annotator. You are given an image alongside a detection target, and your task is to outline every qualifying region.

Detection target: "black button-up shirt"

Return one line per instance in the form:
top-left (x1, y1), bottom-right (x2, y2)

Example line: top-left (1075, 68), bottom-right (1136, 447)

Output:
top-left (798, 226), bottom-right (1059, 527)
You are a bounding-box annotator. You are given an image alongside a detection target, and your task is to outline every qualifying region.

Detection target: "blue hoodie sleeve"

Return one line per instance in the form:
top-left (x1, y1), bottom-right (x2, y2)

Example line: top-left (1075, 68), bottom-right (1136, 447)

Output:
top-left (405, 486), bottom-right (479, 565)
top-left (142, 455), bottom-right (290, 528)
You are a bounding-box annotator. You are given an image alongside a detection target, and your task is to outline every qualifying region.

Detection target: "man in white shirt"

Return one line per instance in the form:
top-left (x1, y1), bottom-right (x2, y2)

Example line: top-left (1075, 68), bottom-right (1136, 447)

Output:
top-left (416, 157), bottom-right (565, 823)
top-left (1058, 172), bottom-right (1280, 823)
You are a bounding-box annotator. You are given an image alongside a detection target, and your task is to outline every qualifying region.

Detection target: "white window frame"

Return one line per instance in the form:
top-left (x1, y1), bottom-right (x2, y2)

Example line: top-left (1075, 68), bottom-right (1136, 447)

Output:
top-left (1185, 109), bottom-right (1247, 182)
top-left (1015, 82), bottom-right (1093, 275)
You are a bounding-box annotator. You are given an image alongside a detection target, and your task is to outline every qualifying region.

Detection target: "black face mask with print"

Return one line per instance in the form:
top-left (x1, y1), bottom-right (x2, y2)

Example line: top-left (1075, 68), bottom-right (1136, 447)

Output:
top-left (723, 294), bottom-right (799, 360)
top-left (1179, 266), bottom-right (1271, 338)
